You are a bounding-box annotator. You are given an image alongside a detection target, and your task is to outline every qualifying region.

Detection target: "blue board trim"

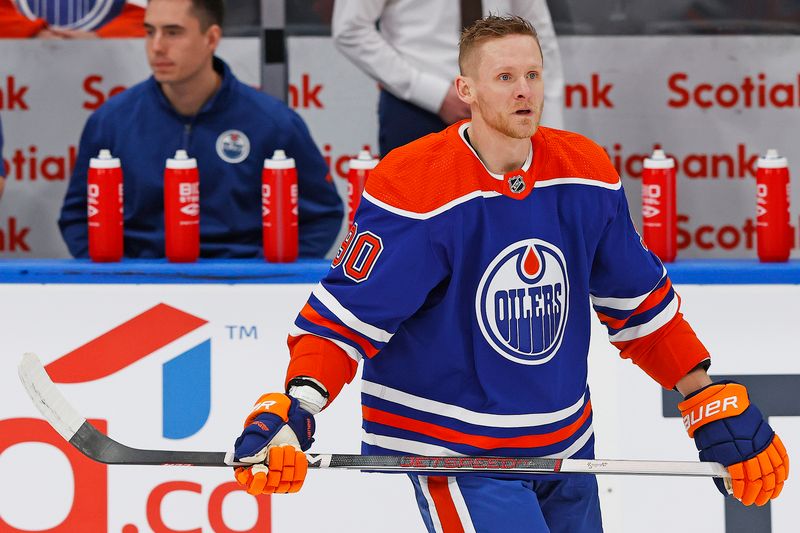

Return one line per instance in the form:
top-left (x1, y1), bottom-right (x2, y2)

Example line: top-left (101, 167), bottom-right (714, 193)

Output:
top-left (0, 259), bottom-right (331, 284)
top-left (0, 259), bottom-right (798, 284)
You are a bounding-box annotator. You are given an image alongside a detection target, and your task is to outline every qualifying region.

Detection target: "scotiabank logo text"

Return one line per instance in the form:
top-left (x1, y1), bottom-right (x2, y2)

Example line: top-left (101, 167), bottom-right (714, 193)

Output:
top-left (668, 72), bottom-right (800, 109)
top-left (677, 214), bottom-right (798, 251)
top-left (0, 303), bottom-right (271, 532)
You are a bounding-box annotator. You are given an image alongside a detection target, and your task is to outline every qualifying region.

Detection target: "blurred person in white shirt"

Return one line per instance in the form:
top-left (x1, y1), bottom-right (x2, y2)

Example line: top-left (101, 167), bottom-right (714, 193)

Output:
top-left (333, 0), bottom-right (564, 156)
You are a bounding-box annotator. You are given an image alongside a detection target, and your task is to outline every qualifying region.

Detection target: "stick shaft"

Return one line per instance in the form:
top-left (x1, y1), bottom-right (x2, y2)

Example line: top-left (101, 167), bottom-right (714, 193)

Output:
top-left (18, 353), bottom-right (729, 478)
top-left (308, 454), bottom-right (729, 477)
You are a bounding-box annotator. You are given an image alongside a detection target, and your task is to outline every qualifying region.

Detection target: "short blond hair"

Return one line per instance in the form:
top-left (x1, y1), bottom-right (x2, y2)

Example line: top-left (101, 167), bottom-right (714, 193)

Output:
top-left (458, 15), bottom-right (541, 75)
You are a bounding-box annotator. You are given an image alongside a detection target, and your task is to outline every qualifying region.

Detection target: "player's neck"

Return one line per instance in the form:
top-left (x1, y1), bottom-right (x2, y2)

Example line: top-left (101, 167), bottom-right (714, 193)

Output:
top-left (466, 118), bottom-right (532, 174)
top-left (161, 64), bottom-right (221, 117)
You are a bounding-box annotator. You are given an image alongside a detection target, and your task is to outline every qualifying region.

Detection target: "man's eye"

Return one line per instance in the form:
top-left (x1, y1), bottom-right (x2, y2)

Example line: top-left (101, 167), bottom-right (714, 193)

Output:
top-left (499, 74), bottom-right (511, 81)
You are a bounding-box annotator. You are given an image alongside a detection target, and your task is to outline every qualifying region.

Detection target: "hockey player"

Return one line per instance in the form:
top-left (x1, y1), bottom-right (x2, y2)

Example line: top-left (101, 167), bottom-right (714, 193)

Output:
top-left (233, 15), bottom-right (789, 532)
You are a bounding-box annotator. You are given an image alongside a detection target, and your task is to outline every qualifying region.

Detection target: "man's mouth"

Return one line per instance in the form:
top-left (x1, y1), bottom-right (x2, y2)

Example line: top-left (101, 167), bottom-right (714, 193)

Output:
top-left (514, 109), bottom-right (532, 116)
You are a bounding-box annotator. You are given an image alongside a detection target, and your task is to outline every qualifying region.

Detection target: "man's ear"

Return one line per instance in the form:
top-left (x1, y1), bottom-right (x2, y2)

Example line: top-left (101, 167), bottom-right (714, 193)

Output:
top-left (455, 75), bottom-right (474, 104)
top-left (207, 24), bottom-right (222, 51)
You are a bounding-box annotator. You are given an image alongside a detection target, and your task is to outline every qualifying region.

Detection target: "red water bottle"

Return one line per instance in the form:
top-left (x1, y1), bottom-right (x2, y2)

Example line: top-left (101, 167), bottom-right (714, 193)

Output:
top-left (641, 149), bottom-right (677, 262)
top-left (87, 149), bottom-right (123, 262)
top-left (164, 150), bottom-right (200, 262)
top-left (756, 149), bottom-right (791, 262)
top-left (262, 149), bottom-right (298, 262)
top-left (346, 149), bottom-right (378, 225)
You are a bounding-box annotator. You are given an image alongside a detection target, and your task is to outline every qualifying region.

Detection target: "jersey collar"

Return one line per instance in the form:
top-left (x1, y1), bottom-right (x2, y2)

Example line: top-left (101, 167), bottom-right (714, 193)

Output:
top-left (457, 121), bottom-right (533, 181)
top-left (457, 121), bottom-right (535, 200)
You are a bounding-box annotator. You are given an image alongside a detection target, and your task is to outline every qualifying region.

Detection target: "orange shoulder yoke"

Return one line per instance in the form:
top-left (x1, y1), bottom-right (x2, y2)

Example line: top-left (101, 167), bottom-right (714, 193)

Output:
top-left (364, 122), bottom-right (489, 215)
top-left (534, 128), bottom-right (620, 186)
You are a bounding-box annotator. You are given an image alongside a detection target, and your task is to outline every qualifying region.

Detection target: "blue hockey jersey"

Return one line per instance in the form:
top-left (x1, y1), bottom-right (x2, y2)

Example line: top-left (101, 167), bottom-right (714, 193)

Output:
top-left (59, 57), bottom-right (343, 259)
top-left (287, 122), bottom-right (708, 461)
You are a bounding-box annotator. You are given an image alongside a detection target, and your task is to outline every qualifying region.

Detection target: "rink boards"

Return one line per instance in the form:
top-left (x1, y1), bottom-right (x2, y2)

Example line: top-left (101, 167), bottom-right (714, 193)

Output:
top-left (0, 260), bottom-right (798, 532)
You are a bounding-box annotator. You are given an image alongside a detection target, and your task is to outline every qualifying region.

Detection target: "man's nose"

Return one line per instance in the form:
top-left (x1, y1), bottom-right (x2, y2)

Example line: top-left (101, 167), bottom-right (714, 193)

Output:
top-left (514, 78), bottom-right (531, 99)
top-left (150, 32), bottom-right (164, 52)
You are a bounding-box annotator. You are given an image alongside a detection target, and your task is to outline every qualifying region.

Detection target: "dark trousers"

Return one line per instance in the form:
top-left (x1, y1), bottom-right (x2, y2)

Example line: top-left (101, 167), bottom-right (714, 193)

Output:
top-left (378, 89), bottom-right (446, 157)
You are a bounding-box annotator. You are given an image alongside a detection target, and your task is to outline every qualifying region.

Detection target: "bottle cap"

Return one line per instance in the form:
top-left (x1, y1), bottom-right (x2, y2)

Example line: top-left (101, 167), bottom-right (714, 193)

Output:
top-left (349, 149), bottom-right (379, 170)
top-left (166, 150), bottom-right (197, 169)
top-left (264, 149), bottom-right (296, 169)
top-left (89, 148), bottom-right (121, 169)
top-left (643, 149), bottom-right (675, 169)
top-left (757, 148), bottom-right (788, 169)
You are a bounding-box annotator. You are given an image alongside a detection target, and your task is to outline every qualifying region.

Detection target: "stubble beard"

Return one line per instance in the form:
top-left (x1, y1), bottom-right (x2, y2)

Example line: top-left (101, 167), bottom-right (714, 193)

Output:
top-left (478, 98), bottom-right (543, 140)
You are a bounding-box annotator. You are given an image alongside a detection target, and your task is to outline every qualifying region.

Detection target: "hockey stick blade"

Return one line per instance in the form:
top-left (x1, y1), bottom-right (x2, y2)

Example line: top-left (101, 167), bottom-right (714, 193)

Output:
top-left (18, 353), bottom-right (730, 478)
top-left (18, 352), bottom-right (242, 467)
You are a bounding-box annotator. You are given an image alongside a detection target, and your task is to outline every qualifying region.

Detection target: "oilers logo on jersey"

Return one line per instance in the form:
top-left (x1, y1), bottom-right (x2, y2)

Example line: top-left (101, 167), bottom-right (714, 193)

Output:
top-left (476, 239), bottom-right (569, 365)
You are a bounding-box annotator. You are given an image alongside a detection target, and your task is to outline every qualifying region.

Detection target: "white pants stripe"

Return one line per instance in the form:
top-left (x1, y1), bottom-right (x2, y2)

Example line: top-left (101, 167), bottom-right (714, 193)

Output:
top-left (419, 476), bottom-right (477, 533)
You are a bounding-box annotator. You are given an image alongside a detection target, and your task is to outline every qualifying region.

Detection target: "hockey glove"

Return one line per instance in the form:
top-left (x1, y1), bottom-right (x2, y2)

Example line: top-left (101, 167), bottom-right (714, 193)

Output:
top-left (679, 381), bottom-right (789, 506)
top-left (233, 393), bottom-right (315, 495)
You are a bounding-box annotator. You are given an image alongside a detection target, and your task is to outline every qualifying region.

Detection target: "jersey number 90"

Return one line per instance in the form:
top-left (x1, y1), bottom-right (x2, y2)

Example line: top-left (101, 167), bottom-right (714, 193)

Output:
top-left (331, 223), bottom-right (384, 283)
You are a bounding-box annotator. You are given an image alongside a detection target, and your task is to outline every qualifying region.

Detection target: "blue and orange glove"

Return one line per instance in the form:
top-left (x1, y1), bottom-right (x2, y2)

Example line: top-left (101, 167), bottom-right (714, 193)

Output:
top-left (679, 381), bottom-right (789, 506)
top-left (233, 393), bottom-right (315, 495)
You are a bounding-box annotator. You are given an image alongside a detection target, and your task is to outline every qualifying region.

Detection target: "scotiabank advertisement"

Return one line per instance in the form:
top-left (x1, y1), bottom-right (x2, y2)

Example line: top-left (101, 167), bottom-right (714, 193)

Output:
top-left (560, 36), bottom-right (800, 258)
top-left (0, 282), bottom-right (798, 532)
top-left (0, 36), bottom-right (799, 258)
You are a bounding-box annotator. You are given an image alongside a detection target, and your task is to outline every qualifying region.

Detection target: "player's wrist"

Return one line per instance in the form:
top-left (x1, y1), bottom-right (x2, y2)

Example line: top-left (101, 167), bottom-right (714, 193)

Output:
top-left (675, 364), bottom-right (712, 397)
top-left (287, 376), bottom-right (329, 415)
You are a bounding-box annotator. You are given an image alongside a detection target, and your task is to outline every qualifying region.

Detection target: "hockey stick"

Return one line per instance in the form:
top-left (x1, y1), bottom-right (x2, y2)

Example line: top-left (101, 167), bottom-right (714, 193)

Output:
top-left (18, 352), bottom-right (730, 479)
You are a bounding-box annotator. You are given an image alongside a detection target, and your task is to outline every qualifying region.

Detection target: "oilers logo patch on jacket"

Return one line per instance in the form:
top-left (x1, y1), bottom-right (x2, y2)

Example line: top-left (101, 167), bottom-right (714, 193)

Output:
top-left (289, 121), bottom-right (709, 465)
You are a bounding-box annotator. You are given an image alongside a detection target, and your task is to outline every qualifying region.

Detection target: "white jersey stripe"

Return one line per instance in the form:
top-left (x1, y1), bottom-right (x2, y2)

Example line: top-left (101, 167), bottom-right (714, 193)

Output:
top-left (312, 283), bottom-right (393, 343)
top-left (362, 190), bottom-right (501, 220)
top-left (362, 425), bottom-right (594, 459)
top-left (362, 431), bottom-right (462, 456)
top-left (609, 293), bottom-right (679, 342)
top-left (544, 424), bottom-right (594, 458)
top-left (363, 174), bottom-right (621, 221)
top-left (591, 265), bottom-right (668, 310)
top-left (289, 326), bottom-right (363, 362)
top-left (419, 477), bottom-right (445, 533)
top-left (362, 379), bottom-right (586, 428)
top-left (534, 177), bottom-right (621, 190)
top-left (449, 479), bottom-right (477, 533)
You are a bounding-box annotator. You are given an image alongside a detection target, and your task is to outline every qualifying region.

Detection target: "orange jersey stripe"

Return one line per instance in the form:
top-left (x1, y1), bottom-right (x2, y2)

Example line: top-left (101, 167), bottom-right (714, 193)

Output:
top-left (426, 477), bottom-right (465, 533)
top-left (362, 401), bottom-right (592, 450)
top-left (596, 278), bottom-right (673, 330)
top-left (298, 303), bottom-right (379, 358)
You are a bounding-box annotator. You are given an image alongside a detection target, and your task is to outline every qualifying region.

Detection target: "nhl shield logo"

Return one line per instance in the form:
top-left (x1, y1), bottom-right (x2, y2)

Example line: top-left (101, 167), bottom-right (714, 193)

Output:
top-left (476, 239), bottom-right (569, 365)
top-left (508, 174), bottom-right (526, 194)
top-left (216, 130), bottom-right (250, 163)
